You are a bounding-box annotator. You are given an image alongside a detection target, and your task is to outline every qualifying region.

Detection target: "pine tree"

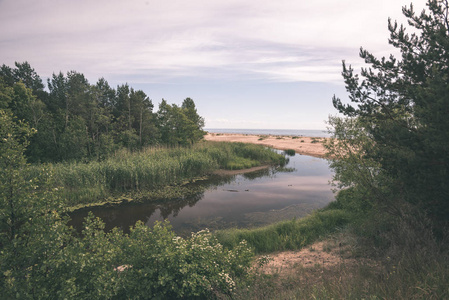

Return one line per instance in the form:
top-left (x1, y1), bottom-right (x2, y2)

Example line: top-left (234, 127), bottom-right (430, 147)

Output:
top-left (332, 0), bottom-right (449, 220)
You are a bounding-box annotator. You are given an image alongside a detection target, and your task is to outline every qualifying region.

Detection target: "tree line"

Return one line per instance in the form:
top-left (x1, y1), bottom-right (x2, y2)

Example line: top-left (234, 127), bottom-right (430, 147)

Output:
top-left (0, 63), bottom-right (205, 162)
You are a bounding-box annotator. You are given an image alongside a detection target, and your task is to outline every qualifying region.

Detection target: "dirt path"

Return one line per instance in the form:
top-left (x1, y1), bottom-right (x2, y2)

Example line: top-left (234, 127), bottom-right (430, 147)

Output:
top-left (204, 133), bottom-right (328, 158)
top-left (259, 233), bottom-right (376, 278)
top-left (261, 240), bottom-right (353, 275)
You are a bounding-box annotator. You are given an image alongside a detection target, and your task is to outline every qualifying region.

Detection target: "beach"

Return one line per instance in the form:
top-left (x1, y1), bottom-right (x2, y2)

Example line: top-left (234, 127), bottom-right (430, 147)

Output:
top-left (204, 133), bottom-right (328, 158)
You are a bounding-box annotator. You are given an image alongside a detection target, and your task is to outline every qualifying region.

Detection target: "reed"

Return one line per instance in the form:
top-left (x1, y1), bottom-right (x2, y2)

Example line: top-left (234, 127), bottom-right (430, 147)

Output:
top-left (30, 141), bottom-right (285, 207)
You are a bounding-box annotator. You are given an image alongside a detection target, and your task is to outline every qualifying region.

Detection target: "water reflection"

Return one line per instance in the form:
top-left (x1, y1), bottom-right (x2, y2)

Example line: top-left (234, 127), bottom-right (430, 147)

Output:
top-left (69, 154), bottom-right (334, 236)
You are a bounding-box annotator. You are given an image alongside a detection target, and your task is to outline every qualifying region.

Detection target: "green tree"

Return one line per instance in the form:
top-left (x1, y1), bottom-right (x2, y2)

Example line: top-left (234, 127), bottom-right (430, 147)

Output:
top-left (157, 98), bottom-right (206, 146)
top-left (0, 77), bottom-right (13, 110)
top-left (0, 61), bottom-right (44, 93)
top-left (0, 109), bottom-right (35, 242)
top-left (130, 88), bottom-right (158, 147)
top-left (182, 97), bottom-right (206, 143)
top-left (331, 0), bottom-right (449, 220)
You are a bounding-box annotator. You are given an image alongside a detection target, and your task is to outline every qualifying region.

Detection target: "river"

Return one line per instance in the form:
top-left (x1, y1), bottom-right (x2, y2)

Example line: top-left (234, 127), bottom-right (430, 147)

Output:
top-left (69, 152), bottom-right (334, 236)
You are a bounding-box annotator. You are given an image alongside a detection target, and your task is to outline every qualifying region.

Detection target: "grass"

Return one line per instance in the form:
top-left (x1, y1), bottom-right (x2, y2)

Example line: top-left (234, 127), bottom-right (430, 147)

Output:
top-left (214, 209), bottom-right (352, 254)
top-left (30, 141), bottom-right (286, 208)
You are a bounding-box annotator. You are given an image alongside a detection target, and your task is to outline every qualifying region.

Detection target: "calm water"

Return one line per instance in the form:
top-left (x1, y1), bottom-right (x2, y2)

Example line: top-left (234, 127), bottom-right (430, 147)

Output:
top-left (205, 128), bottom-right (331, 138)
top-left (70, 153), bottom-right (334, 236)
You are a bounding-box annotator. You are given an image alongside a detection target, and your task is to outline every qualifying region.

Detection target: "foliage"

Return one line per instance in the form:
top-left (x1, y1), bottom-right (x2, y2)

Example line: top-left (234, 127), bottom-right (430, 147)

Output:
top-left (0, 109), bottom-right (40, 242)
top-left (115, 222), bottom-right (253, 299)
top-left (330, 0), bottom-right (449, 221)
top-left (157, 98), bottom-right (206, 146)
top-left (0, 120), bottom-right (255, 298)
top-left (1, 213), bottom-right (255, 299)
top-left (0, 64), bottom-right (206, 163)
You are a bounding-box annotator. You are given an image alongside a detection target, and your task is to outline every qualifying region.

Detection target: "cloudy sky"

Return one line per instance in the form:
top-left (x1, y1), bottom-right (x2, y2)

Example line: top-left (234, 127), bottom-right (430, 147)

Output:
top-left (0, 0), bottom-right (425, 129)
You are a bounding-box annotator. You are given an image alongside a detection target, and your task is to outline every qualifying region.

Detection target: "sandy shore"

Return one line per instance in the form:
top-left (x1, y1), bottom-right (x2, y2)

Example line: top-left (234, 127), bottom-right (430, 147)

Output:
top-left (204, 133), bottom-right (328, 158)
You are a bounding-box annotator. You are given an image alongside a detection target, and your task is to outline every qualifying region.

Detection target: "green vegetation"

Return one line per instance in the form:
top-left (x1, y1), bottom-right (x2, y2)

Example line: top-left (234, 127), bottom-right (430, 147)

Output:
top-left (230, 215), bottom-right (449, 299)
top-left (225, 1), bottom-right (449, 298)
top-left (0, 109), bottom-right (257, 299)
top-left (0, 63), bottom-right (206, 163)
top-left (2, 0), bottom-right (449, 298)
top-left (330, 0), bottom-right (449, 222)
top-left (215, 209), bottom-right (352, 254)
top-left (28, 141), bottom-right (285, 208)
top-left (0, 60), bottom-right (288, 298)
top-left (283, 149), bottom-right (295, 156)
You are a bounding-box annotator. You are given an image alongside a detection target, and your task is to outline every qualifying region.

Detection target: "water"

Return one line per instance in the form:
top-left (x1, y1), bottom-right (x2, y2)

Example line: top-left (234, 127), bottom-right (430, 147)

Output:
top-left (205, 128), bottom-right (330, 138)
top-left (69, 153), bottom-right (334, 236)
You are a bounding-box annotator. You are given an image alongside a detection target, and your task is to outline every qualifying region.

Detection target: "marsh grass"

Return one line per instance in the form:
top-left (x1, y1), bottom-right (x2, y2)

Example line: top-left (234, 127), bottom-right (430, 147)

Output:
top-left (31, 142), bottom-right (285, 207)
top-left (214, 209), bottom-right (352, 254)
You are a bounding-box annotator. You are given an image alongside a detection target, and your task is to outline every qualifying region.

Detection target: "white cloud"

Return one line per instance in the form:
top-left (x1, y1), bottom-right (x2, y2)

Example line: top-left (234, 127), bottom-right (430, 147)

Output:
top-left (0, 0), bottom-right (422, 84)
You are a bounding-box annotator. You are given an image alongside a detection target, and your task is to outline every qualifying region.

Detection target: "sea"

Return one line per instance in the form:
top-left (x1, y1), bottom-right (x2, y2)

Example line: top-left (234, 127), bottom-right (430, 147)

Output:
top-left (204, 128), bottom-right (331, 138)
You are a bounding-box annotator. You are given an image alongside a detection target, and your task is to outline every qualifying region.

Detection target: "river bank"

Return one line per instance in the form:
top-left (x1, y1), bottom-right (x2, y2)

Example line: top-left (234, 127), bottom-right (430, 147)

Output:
top-left (204, 133), bottom-right (328, 158)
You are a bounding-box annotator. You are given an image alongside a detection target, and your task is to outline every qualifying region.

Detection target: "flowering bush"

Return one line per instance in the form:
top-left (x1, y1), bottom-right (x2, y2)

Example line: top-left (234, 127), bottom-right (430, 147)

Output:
top-left (117, 221), bottom-right (254, 299)
top-left (1, 213), bottom-right (254, 299)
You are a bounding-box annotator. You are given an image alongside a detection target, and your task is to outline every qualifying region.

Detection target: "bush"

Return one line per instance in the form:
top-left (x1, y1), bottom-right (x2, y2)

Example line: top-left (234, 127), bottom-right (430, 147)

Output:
top-left (1, 214), bottom-right (255, 299)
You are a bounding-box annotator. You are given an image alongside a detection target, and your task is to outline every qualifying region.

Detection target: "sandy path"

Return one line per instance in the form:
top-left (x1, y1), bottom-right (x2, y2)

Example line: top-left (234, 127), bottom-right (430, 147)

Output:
top-left (261, 241), bottom-right (351, 275)
top-left (204, 133), bottom-right (328, 158)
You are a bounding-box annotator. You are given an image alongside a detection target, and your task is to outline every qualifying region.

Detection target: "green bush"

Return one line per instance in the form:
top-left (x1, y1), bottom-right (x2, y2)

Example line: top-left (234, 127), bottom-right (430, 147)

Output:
top-left (1, 213), bottom-right (254, 299)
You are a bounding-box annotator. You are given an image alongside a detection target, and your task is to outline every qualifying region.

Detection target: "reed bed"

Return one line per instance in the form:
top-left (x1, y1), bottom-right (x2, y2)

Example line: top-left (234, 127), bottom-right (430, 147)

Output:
top-left (30, 142), bottom-right (285, 207)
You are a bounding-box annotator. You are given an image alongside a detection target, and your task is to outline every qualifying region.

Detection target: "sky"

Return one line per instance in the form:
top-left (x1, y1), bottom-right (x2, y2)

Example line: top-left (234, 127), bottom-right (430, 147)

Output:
top-left (0, 0), bottom-right (426, 130)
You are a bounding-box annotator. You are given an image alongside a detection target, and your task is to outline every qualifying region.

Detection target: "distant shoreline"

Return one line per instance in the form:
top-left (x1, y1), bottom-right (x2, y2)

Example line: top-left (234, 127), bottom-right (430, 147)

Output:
top-left (204, 133), bottom-right (328, 158)
top-left (205, 128), bottom-right (330, 138)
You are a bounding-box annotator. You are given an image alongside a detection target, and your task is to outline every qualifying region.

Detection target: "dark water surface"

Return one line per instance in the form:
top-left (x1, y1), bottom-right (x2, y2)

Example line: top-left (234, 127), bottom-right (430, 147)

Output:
top-left (69, 153), bottom-right (334, 236)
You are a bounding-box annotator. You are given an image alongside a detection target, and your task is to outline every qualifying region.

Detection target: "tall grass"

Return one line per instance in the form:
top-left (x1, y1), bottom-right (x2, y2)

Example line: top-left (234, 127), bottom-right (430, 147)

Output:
top-left (30, 142), bottom-right (285, 207)
top-left (214, 209), bottom-right (352, 254)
